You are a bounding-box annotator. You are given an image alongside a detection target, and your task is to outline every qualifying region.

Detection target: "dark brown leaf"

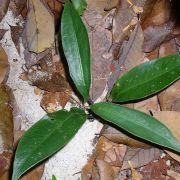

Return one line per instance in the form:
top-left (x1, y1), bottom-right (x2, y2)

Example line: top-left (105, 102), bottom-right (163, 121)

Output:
top-left (121, 147), bottom-right (161, 170)
top-left (0, 85), bottom-right (13, 176)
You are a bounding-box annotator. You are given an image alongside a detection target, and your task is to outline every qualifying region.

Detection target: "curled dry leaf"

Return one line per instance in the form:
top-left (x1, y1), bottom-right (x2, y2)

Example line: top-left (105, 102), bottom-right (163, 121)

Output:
top-left (121, 147), bottom-right (161, 170)
top-left (23, 0), bottom-right (54, 53)
top-left (0, 85), bottom-right (13, 176)
top-left (153, 111), bottom-right (180, 162)
top-left (0, 0), bottom-right (10, 22)
top-left (0, 46), bottom-right (8, 84)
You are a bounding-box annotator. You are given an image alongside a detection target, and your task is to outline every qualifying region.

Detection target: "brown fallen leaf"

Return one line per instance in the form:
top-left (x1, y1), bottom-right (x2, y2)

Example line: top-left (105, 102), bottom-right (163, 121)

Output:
top-left (102, 126), bottom-right (150, 148)
top-left (0, 29), bottom-right (7, 40)
top-left (27, 51), bottom-right (71, 92)
top-left (22, 0), bottom-right (55, 53)
top-left (41, 91), bottom-right (71, 112)
top-left (0, 46), bottom-right (8, 84)
top-left (0, 0), bottom-right (10, 22)
top-left (121, 147), bottom-right (161, 170)
top-left (142, 0), bottom-right (180, 52)
top-left (45, 0), bottom-right (63, 30)
top-left (0, 85), bottom-right (13, 176)
top-left (153, 111), bottom-right (180, 162)
top-left (96, 160), bottom-right (115, 180)
top-left (10, 25), bottom-right (23, 54)
top-left (81, 136), bottom-right (127, 179)
top-left (9, 0), bottom-right (27, 17)
top-left (128, 161), bottom-right (143, 180)
top-left (167, 170), bottom-right (180, 180)
top-left (108, 22), bottom-right (144, 94)
top-left (139, 157), bottom-right (168, 179)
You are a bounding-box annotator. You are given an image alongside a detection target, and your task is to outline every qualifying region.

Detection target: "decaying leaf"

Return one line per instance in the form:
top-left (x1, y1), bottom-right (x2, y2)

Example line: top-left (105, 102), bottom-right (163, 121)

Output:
top-left (0, 29), bottom-right (7, 40)
top-left (27, 52), bottom-right (71, 92)
top-left (142, 0), bottom-right (180, 52)
top-left (9, 0), bottom-right (27, 17)
top-left (128, 161), bottom-right (143, 180)
top-left (108, 22), bottom-right (144, 94)
top-left (0, 0), bottom-right (10, 22)
top-left (40, 91), bottom-right (71, 112)
top-left (0, 85), bottom-right (13, 176)
top-left (121, 147), bottom-right (161, 170)
top-left (0, 46), bottom-right (8, 84)
top-left (139, 157), bottom-right (168, 179)
top-left (96, 160), bottom-right (115, 180)
top-left (23, 0), bottom-right (54, 53)
top-left (10, 25), bottom-right (23, 54)
top-left (154, 111), bottom-right (180, 162)
top-left (81, 136), bottom-right (127, 179)
top-left (102, 126), bottom-right (150, 148)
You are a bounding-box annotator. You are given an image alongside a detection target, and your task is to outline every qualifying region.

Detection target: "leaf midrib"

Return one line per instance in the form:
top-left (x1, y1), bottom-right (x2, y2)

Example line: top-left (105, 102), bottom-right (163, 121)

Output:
top-left (114, 63), bottom-right (180, 98)
top-left (96, 107), bottom-right (180, 151)
top-left (15, 112), bottom-right (81, 178)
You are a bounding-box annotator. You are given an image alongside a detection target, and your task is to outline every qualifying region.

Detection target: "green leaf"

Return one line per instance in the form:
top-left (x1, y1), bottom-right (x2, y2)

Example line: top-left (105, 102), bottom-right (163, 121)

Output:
top-left (12, 108), bottom-right (86, 180)
top-left (61, 1), bottom-right (91, 102)
top-left (110, 54), bottom-right (180, 102)
top-left (91, 102), bottom-right (180, 152)
top-left (52, 175), bottom-right (57, 180)
top-left (71, 0), bottom-right (87, 15)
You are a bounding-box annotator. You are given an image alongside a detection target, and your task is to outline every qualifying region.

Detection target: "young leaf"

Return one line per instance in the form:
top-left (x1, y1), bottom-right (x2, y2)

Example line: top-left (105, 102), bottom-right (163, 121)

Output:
top-left (91, 102), bottom-right (180, 153)
top-left (71, 0), bottom-right (87, 15)
top-left (110, 54), bottom-right (180, 102)
top-left (61, 1), bottom-right (91, 102)
top-left (12, 108), bottom-right (86, 180)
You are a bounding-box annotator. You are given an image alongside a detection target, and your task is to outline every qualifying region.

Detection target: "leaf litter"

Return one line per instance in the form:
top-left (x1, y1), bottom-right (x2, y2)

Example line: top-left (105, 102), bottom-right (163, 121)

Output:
top-left (0, 0), bottom-right (180, 179)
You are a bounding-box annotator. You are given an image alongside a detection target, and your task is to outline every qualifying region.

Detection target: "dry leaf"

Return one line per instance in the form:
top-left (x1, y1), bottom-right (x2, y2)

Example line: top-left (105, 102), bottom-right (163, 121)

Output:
top-left (96, 160), bottom-right (115, 180)
top-left (20, 164), bottom-right (45, 180)
top-left (128, 161), bottom-right (143, 180)
top-left (0, 46), bottom-right (8, 84)
top-left (102, 126), bottom-right (150, 148)
top-left (41, 91), bottom-right (71, 112)
top-left (10, 25), bottom-right (23, 54)
top-left (0, 85), bottom-right (13, 176)
top-left (108, 22), bottom-right (144, 93)
top-left (154, 111), bottom-right (180, 162)
top-left (9, 0), bottom-right (27, 17)
top-left (121, 147), bottom-right (161, 170)
top-left (0, 0), bottom-right (10, 22)
top-left (167, 170), bottom-right (180, 180)
top-left (23, 0), bottom-right (54, 53)
top-left (0, 29), bottom-right (7, 40)
top-left (81, 136), bottom-right (127, 179)
top-left (139, 158), bottom-right (168, 179)
top-left (142, 0), bottom-right (180, 52)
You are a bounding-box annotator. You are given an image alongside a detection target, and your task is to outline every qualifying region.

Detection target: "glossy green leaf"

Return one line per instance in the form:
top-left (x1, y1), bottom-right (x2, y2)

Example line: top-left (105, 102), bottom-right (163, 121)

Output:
top-left (110, 54), bottom-right (180, 102)
top-left (61, 1), bottom-right (91, 102)
top-left (71, 0), bottom-right (87, 15)
top-left (12, 108), bottom-right (86, 180)
top-left (91, 102), bottom-right (180, 152)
